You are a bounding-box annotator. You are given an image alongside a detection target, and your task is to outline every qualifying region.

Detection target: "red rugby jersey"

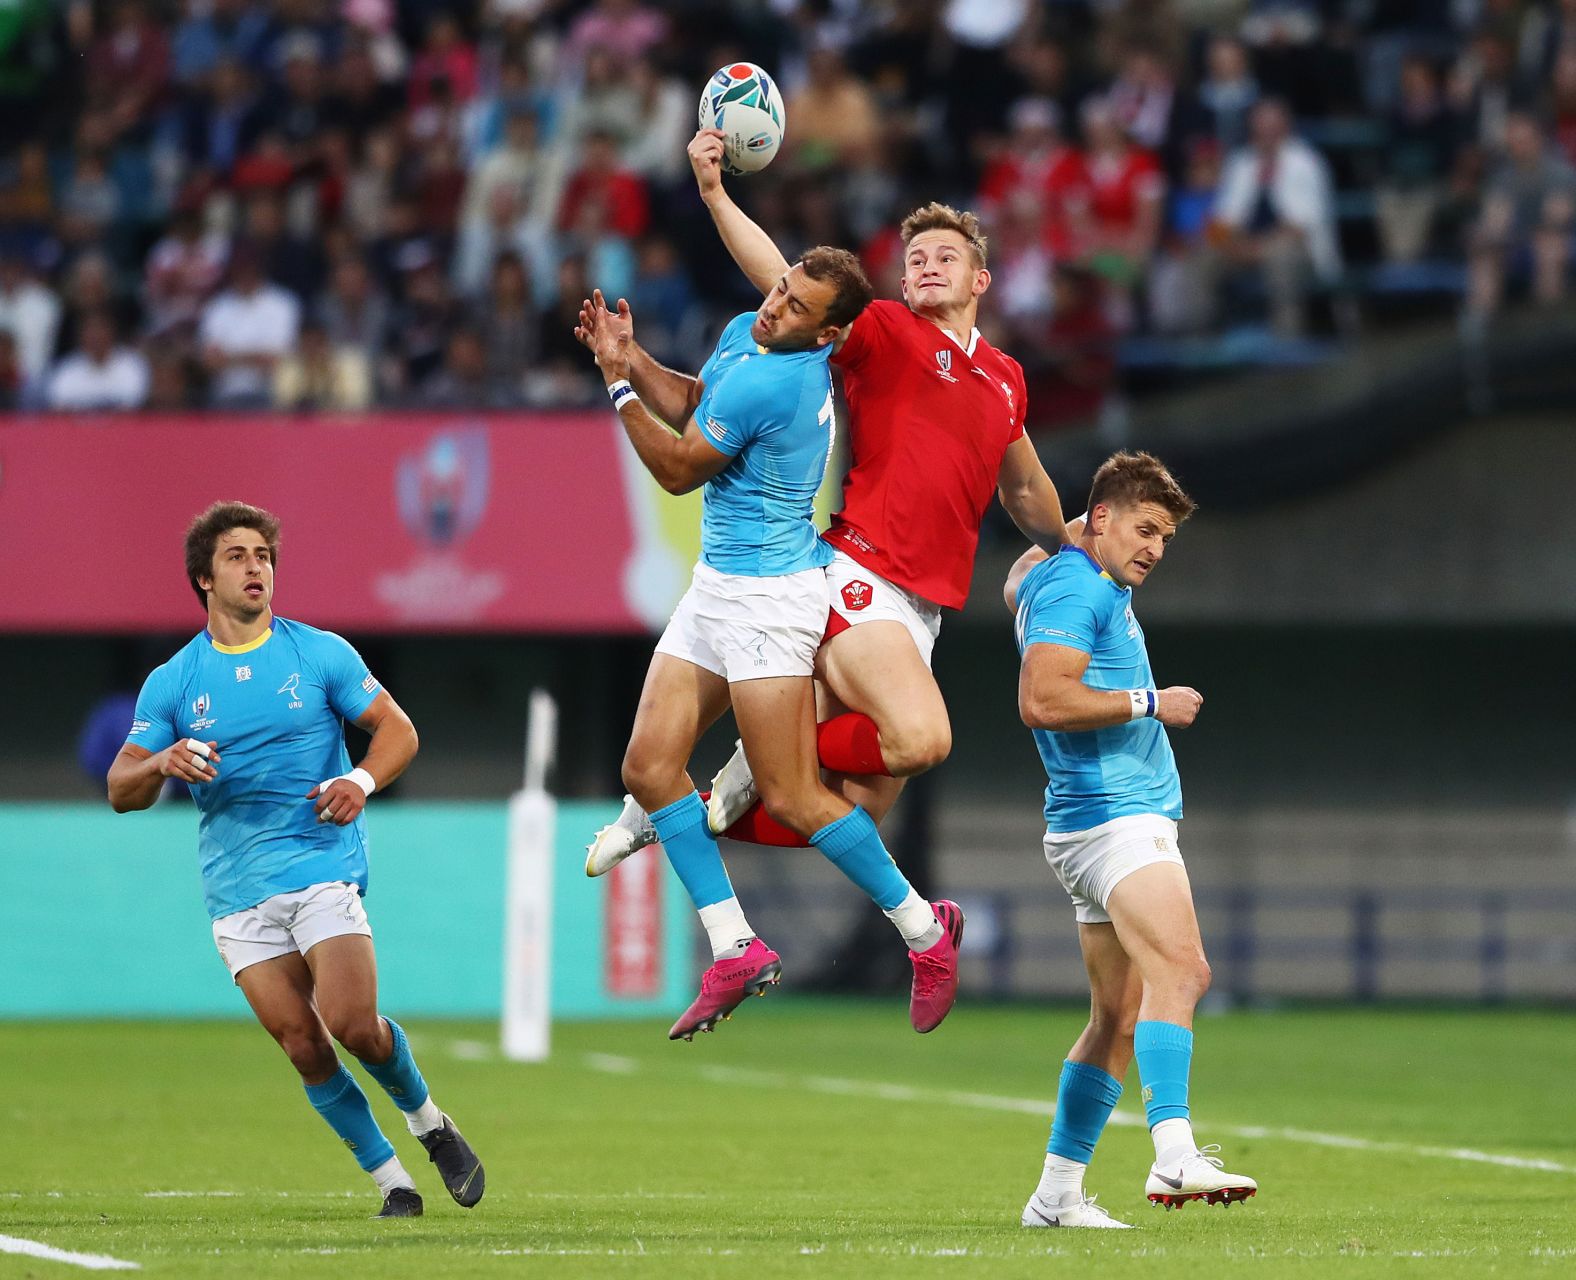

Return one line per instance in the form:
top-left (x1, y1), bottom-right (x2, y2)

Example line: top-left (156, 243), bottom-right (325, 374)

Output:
top-left (826, 299), bottom-right (1027, 610)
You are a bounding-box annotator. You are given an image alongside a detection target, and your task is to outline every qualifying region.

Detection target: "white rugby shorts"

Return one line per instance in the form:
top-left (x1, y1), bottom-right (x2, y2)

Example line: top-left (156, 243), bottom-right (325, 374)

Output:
top-left (212, 880), bottom-right (372, 981)
top-left (824, 550), bottom-right (942, 668)
top-left (1042, 815), bottom-right (1186, 925)
top-left (655, 562), bottom-right (828, 682)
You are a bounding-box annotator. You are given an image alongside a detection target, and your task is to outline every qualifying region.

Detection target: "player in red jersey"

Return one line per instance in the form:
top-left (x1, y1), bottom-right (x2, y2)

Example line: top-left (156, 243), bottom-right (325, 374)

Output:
top-left (587, 129), bottom-right (1073, 881)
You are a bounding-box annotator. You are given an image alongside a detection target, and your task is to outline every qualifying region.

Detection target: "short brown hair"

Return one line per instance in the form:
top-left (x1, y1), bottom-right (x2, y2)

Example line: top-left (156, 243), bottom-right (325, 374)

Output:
top-left (1088, 451), bottom-right (1195, 523)
top-left (900, 202), bottom-right (988, 269)
top-left (797, 245), bottom-right (875, 330)
top-left (184, 500), bottom-right (281, 609)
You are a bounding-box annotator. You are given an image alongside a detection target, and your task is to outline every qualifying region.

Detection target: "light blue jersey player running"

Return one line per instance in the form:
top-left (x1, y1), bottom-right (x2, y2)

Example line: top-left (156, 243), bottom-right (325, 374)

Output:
top-left (1004, 452), bottom-right (1258, 1229)
top-left (575, 252), bottom-right (966, 1042)
top-left (107, 501), bottom-right (483, 1219)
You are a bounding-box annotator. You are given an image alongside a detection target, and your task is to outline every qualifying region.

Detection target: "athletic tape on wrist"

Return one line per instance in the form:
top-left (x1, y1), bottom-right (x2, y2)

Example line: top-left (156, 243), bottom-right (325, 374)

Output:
top-left (607, 379), bottom-right (638, 409)
top-left (319, 767), bottom-right (376, 798)
top-left (1126, 690), bottom-right (1157, 721)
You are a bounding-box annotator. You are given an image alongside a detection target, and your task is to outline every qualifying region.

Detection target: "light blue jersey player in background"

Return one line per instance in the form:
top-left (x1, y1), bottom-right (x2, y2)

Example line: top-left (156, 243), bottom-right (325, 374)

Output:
top-left (574, 250), bottom-right (966, 1043)
top-left (107, 501), bottom-right (483, 1219)
top-left (1004, 452), bottom-right (1258, 1229)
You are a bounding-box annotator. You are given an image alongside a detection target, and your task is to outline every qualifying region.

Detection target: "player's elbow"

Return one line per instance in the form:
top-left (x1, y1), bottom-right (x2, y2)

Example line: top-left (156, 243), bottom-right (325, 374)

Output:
top-left (1019, 690), bottom-right (1071, 732)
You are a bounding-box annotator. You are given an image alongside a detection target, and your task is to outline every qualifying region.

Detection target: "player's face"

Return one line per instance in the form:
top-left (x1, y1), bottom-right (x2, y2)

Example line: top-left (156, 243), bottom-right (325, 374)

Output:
top-left (900, 230), bottom-right (989, 315)
top-left (751, 264), bottom-right (841, 350)
top-left (1096, 500), bottom-right (1177, 588)
top-left (201, 527), bottom-right (275, 619)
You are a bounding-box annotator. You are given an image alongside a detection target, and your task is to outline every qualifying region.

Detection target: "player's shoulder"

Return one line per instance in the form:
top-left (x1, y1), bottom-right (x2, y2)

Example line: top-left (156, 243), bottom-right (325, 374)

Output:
top-left (1022, 548), bottom-right (1110, 609)
top-left (721, 312), bottom-right (756, 346)
top-left (973, 332), bottom-right (1025, 382)
top-left (274, 617), bottom-right (356, 659)
top-left (138, 631), bottom-right (210, 697)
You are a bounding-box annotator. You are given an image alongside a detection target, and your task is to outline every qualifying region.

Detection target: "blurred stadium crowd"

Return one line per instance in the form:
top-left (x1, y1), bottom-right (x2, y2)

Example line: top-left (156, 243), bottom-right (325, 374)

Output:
top-left (1, 0), bottom-right (1573, 422)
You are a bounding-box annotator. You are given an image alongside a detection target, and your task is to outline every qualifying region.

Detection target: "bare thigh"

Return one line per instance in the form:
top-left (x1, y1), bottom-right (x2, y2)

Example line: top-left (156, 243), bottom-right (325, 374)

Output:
top-left (1103, 861), bottom-right (1211, 1027)
top-left (731, 674), bottom-right (847, 836)
top-left (1068, 921), bottom-right (1143, 1079)
top-left (814, 681), bottom-right (906, 821)
top-left (304, 933), bottom-right (389, 1060)
top-left (622, 653), bottom-right (733, 811)
top-left (815, 620), bottom-right (951, 778)
top-left (236, 951), bottom-right (338, 1084)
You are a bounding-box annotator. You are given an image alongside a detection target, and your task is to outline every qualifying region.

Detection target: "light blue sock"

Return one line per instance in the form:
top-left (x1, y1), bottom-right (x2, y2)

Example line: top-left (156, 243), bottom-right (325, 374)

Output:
top-left (358, 1017), bottom-right (429, 1112)
top-left (304, 1063), bottom-right (395, 1171)
top-left (809, 806), bottom-right (910, 910)
top-left (1047, 1060), bottom-right (1124, 1162)
top-left (1134, 1020), bottom-right (1193, 1126)
top-left (650, 790), bottom-right (734, 910)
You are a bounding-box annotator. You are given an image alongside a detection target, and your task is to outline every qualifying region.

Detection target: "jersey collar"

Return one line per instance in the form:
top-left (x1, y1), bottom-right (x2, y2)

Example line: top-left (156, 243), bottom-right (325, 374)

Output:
top-left (1064, 544), bottom-right (1119, 584)
top-left (939, 325), bottom-right (981, 357)
top-left (207, 626), bottom-right (273, 655)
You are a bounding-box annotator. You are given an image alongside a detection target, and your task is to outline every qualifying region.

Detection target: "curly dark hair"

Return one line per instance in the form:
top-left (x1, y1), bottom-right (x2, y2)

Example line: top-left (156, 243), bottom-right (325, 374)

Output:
top-left (796, 245), bottom-right (876, 330)
top-left (184, 501), bottom-right (281, 610)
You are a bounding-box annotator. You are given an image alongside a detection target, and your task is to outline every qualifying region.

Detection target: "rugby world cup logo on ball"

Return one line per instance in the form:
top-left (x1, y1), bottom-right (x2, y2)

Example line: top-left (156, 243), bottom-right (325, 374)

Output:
top-left (699, 62), bottom-right (785, 175)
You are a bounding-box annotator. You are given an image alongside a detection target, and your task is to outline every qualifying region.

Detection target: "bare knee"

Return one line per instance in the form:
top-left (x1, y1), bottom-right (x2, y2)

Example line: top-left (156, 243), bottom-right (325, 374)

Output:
top-left (879, 719), bottom-right (951, 777)
top-left (1091, 999), bottom-right (1139, 1043)
top-left (277, 1023), bottom-right (338, 1081)
top-left (325, 1011), bottom-right (387, 1061)
top-left (755, 781), bottom-right (820, 838)
top-left (1161, 954), bottom-right (1212, 1007)
top-left (621, 742), bottom-right (681, 810)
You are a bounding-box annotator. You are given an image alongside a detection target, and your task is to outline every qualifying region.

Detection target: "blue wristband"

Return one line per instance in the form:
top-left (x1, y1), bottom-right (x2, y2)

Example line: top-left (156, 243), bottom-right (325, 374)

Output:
top-left (608, 379), bottom-right (637, 408)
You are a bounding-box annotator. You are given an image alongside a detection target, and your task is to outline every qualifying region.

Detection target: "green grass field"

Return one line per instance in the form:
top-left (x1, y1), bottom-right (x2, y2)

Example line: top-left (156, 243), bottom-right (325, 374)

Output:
top-left (5, 1001), bottom-right (1574, 1277)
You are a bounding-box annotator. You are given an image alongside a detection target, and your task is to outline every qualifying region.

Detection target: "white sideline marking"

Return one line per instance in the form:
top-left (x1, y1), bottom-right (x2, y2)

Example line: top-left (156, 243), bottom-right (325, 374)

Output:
top-left (0, 1235), bottom-right (140, 1271)
top-left (584, 1055), bottom-right (1576, 1176)
top-left (448, 1039), bottom-right (494, 1061)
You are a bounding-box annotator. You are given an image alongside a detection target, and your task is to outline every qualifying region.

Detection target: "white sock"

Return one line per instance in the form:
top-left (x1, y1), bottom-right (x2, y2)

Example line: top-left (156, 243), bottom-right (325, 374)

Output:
top-left (1036, 1153), bottom-right (1086, 1203)
top-left (404, 1097), bottom-right (443, 1137)
top-left (369, 1154), bottom-right (414, 1195)
top-left (1151, 1117), bottom-right (1196, 1164)
top-left (885, 888), bottom-right (942, 949)
top-left (697, 897), bottom-right (754, 961)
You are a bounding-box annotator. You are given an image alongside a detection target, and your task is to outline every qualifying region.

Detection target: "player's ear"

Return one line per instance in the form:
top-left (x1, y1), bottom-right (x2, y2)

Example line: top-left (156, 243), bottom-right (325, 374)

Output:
top-left (973, 267), bottom-right (991, 297)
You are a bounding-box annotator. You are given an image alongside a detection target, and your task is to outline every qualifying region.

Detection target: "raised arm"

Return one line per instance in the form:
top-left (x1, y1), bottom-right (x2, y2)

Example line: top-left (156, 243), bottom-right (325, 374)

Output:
top-left (689, 129), bottom-right (790, 297)
top-left (997, 435), bottom-right (1070, 557)
top-left (584, 294), bottom-right (731, 495)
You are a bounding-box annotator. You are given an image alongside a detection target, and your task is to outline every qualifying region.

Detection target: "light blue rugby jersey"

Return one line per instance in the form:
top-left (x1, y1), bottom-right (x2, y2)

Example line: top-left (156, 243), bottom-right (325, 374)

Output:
top-left (124, 617), bottom-right (383, 919)
top-left (1014, 546), bottom-right (1183, 833)
top-left (693, 311), bottom-right (837, 576)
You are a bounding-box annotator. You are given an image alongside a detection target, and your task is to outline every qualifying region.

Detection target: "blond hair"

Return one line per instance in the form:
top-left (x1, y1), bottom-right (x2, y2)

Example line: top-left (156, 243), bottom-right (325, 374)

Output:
top-left (899, 202), bottom-right (988, 269)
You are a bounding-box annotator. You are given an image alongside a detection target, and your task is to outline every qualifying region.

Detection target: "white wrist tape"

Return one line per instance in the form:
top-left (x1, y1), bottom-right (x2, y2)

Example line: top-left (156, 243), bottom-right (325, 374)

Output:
top-left (608, 379), bottom-right (638, 409)
top-left (186, 738), bottom-right (211, 767)
top-left (319, 767), bottom-right (376, 798)
top-left (1126, 690), bottom-right (1158, 721)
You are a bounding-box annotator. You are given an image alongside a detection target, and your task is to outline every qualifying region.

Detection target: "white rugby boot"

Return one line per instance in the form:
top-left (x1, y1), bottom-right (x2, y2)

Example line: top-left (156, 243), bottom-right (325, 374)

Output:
top-left (1145, 1145), bottom-right (1258, 1209)
top-left (706, 739), bottom-right (758, 834)
top-left (1021, 1190), bottom-right (1132, 1229)
top-left (584, 794), bottom-right (657, 877)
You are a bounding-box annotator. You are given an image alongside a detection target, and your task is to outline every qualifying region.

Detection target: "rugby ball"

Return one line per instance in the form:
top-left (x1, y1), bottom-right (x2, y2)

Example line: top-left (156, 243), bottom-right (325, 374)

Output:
top-left (699, 62), bottom-right (786, 175)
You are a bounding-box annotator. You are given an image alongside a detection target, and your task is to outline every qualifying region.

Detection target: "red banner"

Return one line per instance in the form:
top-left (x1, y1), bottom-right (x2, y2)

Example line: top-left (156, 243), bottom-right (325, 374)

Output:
top-left (604, 851), bottom-right (663, 998)
top-left (0, 413), bottom-right (670, 633)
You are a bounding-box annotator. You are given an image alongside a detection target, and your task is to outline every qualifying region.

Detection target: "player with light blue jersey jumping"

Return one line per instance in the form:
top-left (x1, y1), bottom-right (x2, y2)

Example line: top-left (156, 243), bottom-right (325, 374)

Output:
top-left (575, 248), bottom-right (966, 1042)
top-left (1005, 453), bottom-right (1257, 1229)
top-left (108, 502), bottom-right (484, 1220)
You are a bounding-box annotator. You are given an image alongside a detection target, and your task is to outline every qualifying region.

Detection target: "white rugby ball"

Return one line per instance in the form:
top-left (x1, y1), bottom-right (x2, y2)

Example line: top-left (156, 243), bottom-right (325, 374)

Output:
top-left (698, 61), bottom-right (786, 175)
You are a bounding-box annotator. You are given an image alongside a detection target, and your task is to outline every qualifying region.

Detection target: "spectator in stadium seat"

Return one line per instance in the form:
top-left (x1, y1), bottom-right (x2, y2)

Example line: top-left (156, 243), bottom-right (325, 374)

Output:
top-left (56, 146), bottom-right (122, 253)
top-left (1548, 49), bottom-right (1576, 168)
top-left (316, 253), bottom-right (389, 366)
top-left (198, 245), bottom-right (301, 407)
top-left (786, 46), bottom-right (881, 170)
top-left (273, 318), bottom-right (372, 411)
top-left (1078, 97), bottom-right (1166, 326)
top-left (1466, 109), bottom-right (1576, 315)
top-left (243, 193), bottom-right (324, 302)
top-left (171, 0), bottom-right (270, 87)
top-left (334, 36), bottom-right (403, 148)
top-left (623, 58), bottom-right (692, 186)
top-left (178, 54), bottom-right (262, 177)
top-left (1106, 43), bottom-right (1197, 179)
top-left (564, 0), bottom-right (668, 67)
top-left (1376, 56), bottom-right (1459, 264)
top-left (1213, 97), bottom-right (1340, 334)
top-left (469, 250), bottom-right (538, 396)
top-left (523, 252), bottom-right (602, 407)
top-left (0, 141), bottom-right (56, 257)
top-left (382, 251), bottom-right (461, 399)
top-left (558, 46), bottom-right (642, 152)
top-left (45, 309), bottom-right (150, 411)
top-left (84, 0), bottom-right (171, 143)
top-left (415, 326), bottom-right (506, 408)
top-left (978, 97), bottom-right (1090, 259)
top-left (143, 207), bottom-right (230, 338)
top-left (260, 33), bottom-right (343, 168)
top-left (627, 235), bottom-right (699, 366)
top-left (1448, 29), bottom-right (1525, 153)
top-left (556, 130), bottom-right (649, 240)
top-left (1149, 138), bottom-right (1224, 334)
top-left (409, 12), bottom-right (477, 112)
top-left (1195, 35), bottom-right (1259, 155)
top-left (0, 251), bottom-right (62, 387)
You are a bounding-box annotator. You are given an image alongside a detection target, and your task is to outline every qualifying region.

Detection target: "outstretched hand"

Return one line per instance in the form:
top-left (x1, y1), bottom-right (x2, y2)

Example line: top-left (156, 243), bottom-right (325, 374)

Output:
top-left (574, 289), bottom-right (634, 380)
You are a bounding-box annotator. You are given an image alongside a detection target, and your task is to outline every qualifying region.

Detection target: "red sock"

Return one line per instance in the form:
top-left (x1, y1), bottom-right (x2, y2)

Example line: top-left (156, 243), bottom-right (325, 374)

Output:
top-left (696, 790), bottom-right (810, 848)
top-left (816, 712), bottom-right (891, 776)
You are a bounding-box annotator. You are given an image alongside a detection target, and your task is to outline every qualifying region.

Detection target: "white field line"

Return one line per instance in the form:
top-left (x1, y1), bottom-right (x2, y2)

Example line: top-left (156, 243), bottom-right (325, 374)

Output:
top-left (582, 1055), bottom-right (1576, 1177)
top-left (0, 1235), bottom-right (140, 1271)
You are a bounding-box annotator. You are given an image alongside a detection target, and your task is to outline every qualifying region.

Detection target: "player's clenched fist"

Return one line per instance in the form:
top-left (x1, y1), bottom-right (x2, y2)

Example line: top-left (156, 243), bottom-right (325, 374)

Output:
top-left (688, 128), bottom-right (726, 195)
top-left (1156, 687), bottom-right (1203, 728)
top-left (159, 738), bottom-right (220, 783)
